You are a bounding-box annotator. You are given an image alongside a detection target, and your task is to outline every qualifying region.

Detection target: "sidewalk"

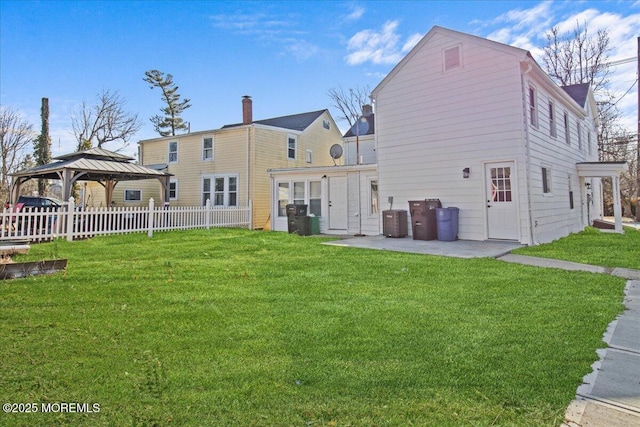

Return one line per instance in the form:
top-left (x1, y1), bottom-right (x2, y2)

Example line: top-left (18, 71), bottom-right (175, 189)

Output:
top-left (498, 254), bottom-right (640, 426)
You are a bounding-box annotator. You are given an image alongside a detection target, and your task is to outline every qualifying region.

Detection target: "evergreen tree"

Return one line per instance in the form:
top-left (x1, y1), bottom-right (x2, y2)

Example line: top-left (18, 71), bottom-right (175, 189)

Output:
top-left (143, 70), bottom-right (192, 137)
top-left (33, 97), bottom-right (52, 195)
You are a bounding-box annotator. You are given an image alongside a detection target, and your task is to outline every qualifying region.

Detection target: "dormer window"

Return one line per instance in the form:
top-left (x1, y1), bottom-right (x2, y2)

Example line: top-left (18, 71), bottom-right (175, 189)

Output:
top-left (443, 45), bottom-right (461, 71)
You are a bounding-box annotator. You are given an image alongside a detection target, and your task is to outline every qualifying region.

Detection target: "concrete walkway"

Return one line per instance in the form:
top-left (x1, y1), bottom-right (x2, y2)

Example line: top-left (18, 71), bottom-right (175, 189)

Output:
top-left (322, 235), bottom-right (640, 426)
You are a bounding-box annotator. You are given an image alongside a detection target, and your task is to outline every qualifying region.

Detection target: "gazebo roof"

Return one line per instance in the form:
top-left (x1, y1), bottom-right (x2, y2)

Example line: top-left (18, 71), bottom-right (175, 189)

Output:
top-left (12, 147), bottom-right (170, 181)
top-left (10, 147), bottom-right (172, 205)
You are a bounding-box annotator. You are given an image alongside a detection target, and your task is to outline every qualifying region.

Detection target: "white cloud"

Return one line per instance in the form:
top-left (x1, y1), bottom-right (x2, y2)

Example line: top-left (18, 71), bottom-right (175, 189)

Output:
top-left (210, 12), bottom-right (319, 62)
top-left (481, 0), bottom-right (640, 132)
top-left (344, 4), bottom-right (365, 22)
top-left (346, 20), bottom-right (422, 65)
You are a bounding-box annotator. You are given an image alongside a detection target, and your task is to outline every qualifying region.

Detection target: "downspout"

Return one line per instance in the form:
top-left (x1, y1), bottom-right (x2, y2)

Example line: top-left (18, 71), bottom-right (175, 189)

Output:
top-left (520, 60), bottom-right (535, 245)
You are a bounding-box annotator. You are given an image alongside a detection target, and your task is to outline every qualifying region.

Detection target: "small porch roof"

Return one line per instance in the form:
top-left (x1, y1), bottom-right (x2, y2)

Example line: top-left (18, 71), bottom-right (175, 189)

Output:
top-left (576, 161), bottom-right (628, 177)
top-left (10, 147), bottom-right (172, 205)
top-left (577, 161), bottom-right (628, 233)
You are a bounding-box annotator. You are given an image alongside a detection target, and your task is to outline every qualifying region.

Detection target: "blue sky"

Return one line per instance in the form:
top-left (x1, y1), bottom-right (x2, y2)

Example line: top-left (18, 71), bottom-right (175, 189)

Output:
top-left (1, 0), bottom-right (638, 159)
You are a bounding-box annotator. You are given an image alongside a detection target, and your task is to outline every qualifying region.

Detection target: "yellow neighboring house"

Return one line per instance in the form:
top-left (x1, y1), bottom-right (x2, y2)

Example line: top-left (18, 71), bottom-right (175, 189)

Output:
top-left (86, 97), bottom-right (344, 229)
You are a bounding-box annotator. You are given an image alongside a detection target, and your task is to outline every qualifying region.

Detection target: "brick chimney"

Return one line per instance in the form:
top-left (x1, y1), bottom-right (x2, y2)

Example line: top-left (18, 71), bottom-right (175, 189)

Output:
top-left (242, 95), bottom-right (252, 125)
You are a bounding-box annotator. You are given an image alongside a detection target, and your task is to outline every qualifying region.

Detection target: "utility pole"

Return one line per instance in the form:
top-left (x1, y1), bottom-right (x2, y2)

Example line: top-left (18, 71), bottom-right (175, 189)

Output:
top-left (636, 37), bottom-right (640, 222)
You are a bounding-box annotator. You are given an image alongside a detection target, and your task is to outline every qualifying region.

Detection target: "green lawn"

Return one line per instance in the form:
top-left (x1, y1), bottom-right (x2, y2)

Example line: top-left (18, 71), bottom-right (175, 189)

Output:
top-left (0, 229), bottom-right (627, 426)
top-left (514, 226), bottom-right (640, 269)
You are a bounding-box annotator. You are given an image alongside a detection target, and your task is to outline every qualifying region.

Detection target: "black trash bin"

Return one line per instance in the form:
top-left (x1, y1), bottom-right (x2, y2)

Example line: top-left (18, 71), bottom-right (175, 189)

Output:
top-left (409, 199), bottom-right (441, 241)
top-left (286, 204), bottom-right (308, 234)
top-left (436, 207), bottom-right (459, 241)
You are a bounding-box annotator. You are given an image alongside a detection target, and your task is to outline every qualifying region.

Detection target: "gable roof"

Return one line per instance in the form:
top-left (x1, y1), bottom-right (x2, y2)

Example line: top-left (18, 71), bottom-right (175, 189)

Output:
top-left (222, 109), bottom-right (327, 132)
top-left (343, 114), bottom-right (375, 138)
top-left (561, 83), bottom-right (590, 108)
top-left (372, 26), bottom-right (529, 98)
top-left (371, 25), bottom-right (592, 119)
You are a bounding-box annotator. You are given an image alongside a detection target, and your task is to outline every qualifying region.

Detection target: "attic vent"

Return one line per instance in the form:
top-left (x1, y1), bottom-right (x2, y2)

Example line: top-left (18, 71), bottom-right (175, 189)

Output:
top-left (443, 45), bottom-right (461, 71)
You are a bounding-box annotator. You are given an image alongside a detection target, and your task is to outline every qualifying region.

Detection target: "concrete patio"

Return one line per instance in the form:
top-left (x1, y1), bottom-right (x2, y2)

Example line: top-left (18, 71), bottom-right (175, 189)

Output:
top-left (322, 235), bottom-right (524, 258)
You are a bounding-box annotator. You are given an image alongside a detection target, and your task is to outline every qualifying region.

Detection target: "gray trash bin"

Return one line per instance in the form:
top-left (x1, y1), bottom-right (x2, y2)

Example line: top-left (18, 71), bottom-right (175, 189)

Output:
top-left (436, 207), bottom-right (459, 241)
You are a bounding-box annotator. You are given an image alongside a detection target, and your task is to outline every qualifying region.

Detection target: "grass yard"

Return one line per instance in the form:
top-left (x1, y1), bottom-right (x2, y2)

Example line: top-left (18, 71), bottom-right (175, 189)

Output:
top-left (0, 229), bottom-right (627, 426)
top-left (514, 226), bottom-right (640, 270)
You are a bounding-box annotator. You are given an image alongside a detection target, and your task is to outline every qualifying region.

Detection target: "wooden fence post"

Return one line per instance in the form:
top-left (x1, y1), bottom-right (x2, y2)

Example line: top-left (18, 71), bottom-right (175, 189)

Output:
top-left (148, 198), bottom-right (155, 238)
top-left (66, 197), bottom-right (75, 242)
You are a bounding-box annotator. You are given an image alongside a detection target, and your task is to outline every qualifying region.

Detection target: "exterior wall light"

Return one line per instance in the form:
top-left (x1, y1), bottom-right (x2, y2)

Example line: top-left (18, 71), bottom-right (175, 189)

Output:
top-left (463, 167), bottom-right (470, 179)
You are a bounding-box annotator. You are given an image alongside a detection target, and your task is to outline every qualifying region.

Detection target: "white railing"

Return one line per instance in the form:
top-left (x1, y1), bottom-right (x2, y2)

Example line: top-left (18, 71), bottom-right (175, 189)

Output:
top-left (0, 198), bottom-right (252, 242)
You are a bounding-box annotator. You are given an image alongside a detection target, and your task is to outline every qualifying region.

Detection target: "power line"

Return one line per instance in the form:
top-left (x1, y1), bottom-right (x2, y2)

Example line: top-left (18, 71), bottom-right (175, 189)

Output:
top-left (605, 57), bottom-right (636, 66)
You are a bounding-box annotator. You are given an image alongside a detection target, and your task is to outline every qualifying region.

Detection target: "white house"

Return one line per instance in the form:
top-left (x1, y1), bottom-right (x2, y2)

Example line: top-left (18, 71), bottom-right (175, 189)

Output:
top-left (370, 26), bottom-right (626, 245)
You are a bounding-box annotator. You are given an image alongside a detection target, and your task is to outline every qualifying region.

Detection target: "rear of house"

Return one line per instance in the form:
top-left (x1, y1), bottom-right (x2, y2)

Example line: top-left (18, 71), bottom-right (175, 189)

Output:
top-left (371, 26), bottom-right (601, 245)
top-left (93, 98), bottom-right (342, 229)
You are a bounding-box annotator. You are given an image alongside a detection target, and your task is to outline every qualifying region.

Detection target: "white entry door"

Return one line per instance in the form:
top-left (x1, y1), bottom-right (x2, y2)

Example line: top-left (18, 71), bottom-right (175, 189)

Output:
top-left (485, 162), bottom-right (519, 240)
top-left (329, 176), bottom-right (348, 230)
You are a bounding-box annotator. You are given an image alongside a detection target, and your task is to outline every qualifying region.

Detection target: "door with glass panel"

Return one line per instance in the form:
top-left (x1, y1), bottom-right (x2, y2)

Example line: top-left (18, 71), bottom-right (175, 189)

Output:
top-left (485, 162), bottom-right (518, 240)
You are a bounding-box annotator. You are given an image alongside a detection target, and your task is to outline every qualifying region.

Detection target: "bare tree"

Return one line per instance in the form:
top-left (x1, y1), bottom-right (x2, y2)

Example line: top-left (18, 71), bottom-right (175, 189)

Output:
top-left (327, 85), bottom-right (371, 127)
top-left (543, 22), bottom-right (637, 217)
top-left (543, 23), bottom-right (611, 94)
top-left (0, 106), bottom-right (34, 199)
top-left (72, 90), bottom-right (142, 150)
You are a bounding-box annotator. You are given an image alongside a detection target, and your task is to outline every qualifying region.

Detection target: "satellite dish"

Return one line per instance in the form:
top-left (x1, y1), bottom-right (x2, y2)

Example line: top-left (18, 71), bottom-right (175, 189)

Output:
top-left (329, 144), bottom-right (343, 166)
top-left (330, 144), bottom-right (343, 159)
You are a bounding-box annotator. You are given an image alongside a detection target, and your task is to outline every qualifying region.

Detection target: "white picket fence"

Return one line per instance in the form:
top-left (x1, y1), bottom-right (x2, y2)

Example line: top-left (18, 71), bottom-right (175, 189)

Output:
top-left (0, 198), bottom-right (252, 242)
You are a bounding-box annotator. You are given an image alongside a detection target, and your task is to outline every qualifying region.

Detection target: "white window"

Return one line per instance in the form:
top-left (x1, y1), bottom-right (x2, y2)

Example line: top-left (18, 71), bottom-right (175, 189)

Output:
top-left (168, 141), bottom-right (178, 163)
top-left (568, 174), bottom-right (574, 209)
top-left (443, 45), bottom-right (461, 71)
top-left (549, 101), bottom-right (556, 138)
top-left (293, 181), bottom-right (305, 206)
top-left (563, 112), bottom-right (570, 145)
top-left (277, 182), bottom-right (289, 217)
top-left (203, 174), bottom-right (238, 206)
top-left (202, 136), bottom-right (213, 161)
top-left (305, 149), bottom-right (313, 164)
top-left (287, 135), bottom-right (297, 160)
top-left (542, 166), bottom-right (552, 194)
top-left (529, 86), bottom-right (538, 128)
top-left (124, 189), bottom-right (142, 202)
top-left (309, 181), bottom-right (321, 216)
top-left (577, 123), bottom-right (582, 150)
top-left (169, 179), bottom-right (178, 200)
top-left (370, 179), bottom-right (379, 215)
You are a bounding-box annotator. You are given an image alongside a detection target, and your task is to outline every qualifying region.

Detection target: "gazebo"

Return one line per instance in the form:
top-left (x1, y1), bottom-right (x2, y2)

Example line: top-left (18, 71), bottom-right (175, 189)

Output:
top-left (10, 148), bottom-right (172, 206)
